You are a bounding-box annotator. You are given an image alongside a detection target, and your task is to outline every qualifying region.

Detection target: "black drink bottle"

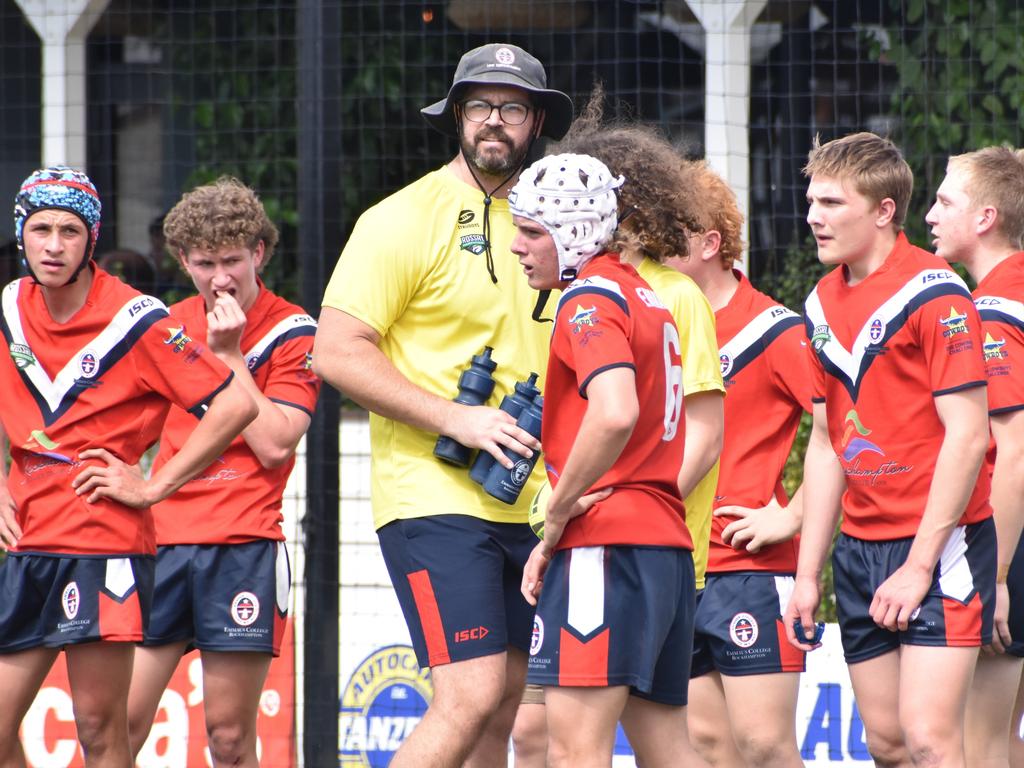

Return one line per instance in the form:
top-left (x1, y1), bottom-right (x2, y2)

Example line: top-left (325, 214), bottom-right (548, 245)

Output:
top-left (433, 347), bottom-right (497, 466)
top-left (482, 396), bottom-right (543, 504)
top-left (469, 372), bottom-right (541, 485)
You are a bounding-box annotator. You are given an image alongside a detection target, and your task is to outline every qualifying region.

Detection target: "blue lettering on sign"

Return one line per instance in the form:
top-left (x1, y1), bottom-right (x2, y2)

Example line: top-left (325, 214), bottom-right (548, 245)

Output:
top-left (801, 682), bottom-right (871, 762)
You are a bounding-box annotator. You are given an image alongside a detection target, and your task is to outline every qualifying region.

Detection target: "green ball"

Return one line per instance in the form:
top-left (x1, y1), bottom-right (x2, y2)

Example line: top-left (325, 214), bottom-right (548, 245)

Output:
top-left (528, 479), bottom-right (552, 540)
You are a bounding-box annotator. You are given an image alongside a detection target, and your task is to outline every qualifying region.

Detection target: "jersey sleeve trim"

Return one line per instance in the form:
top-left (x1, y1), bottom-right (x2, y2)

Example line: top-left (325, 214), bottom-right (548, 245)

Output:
top-left (557, 277), bottom-right (630, 318)
top-left (991, 402), bottom-right (1024, 416)
top-left (932, 379), bottom-right (986, 398)
top-left (579, 362), bottom-right (635, 398)
top-left (187, 371), bottom-right (235, 419)
top-left (243, 314), bottom-right (318, 373)
top-left (269, 396), bottom-right (315, 417)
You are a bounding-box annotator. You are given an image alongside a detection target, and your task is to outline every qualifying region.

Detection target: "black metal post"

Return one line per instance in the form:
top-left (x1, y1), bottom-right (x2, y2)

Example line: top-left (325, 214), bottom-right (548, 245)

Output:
top-left (297, 1), bottom-right (342, 764)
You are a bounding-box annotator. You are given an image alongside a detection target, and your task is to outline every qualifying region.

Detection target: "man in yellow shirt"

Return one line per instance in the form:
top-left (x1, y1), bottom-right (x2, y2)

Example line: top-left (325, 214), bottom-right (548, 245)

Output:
top-left (314, 43), bottom-right (572, 768)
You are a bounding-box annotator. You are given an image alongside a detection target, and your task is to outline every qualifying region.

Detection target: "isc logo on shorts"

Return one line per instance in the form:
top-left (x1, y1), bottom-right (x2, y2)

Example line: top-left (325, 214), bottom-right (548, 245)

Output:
top-left (62, 582), bottom-right (80, 620)
top-left (231, 591), bottom-right (261, 626)
top-left (729, 612), bottom-right (759, 648)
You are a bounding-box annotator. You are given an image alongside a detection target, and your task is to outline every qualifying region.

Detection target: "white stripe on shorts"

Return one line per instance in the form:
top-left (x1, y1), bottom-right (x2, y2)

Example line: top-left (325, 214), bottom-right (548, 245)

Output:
top-left (774, 574), bottom-right (795, 617)
top-left (567, 546), bottom-right (606, 636)
top-left (938, 526), bottom-right (974, 602)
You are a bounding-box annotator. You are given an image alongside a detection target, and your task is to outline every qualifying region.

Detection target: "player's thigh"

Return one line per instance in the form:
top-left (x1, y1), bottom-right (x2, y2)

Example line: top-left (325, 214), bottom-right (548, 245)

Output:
top-left (429, 650), bottom-right (510, 714)
top-left (620, 694), bottom-right (697, 768)
top-left (686, 670), bottom-right (732, 747)
top-left (898, 644), bottom-right (977, 738)
top-left (720, 671), bottom-right (800, 741)
top-left (847, 650), bottom-right (904, 751)
top-left (200, 650), bottom-right (273, 731)
top-left (965, 653), bottom-right (1023, 759)
top-left (66, 641), bottom-right (135, 720)
top-left (1011, 672), bottom-right (1024, 768)
top-left (0, 646), bottom-right (59, 733)
top-left (128, 641), bottom-right (189, 730)
top-left (545, 685), bottom-right (629, 759)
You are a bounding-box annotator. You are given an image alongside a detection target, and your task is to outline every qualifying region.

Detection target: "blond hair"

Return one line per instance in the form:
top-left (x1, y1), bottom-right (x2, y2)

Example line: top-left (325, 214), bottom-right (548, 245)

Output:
top-left (164, 176), bottom-right (279, 269)
top-left (803, 132), bottom-right (913, 231)
top-left (947, 146), bottom-right (1024, 249)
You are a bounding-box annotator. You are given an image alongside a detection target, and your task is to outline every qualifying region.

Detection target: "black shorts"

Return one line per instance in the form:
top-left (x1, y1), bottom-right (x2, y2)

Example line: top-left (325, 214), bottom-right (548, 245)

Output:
top-left (144, 541), bottom-right (289, 655)
top-left (377, 514), bottom-right (537, 668)
top-left (0, 552), bottom-right (154, 652)
top-left (691, 572), bottom-right (806, 677)
top-left (527, 545), bottom-right (695, 706)
top-left (832, 518), bottom-right (995, 664)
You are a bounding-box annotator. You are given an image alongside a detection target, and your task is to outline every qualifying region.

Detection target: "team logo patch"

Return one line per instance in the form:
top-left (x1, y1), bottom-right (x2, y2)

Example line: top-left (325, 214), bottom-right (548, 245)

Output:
top-left (245, 353), bottom-right (259, 370)
top-left (457, 209), bottom-right (475, 226)
top-left (569, 304), bottom-right (599, 333)
top-left (62, 582), bottom-right (80, 620)
top-left (868, 317), bottom-right (884, 342)
top-left (164, 326), bottom-right (192, 353)
top-left (231, 591), bottom-right (260, 626)
top-left (78, 349), bottom-right (99, 378)
top-left (494, 46), bottom-right (516, 65)
top-left (810, 324), bottom-right (831, 351)
top-left (530, 616), bottom-right (544, 656)
top-left (719, 353), bottom-right (733, 377)
top-left (939, 306), bottom-right (969, 337)
top-left (984, 333), bottom-right (1008, 361)
top-left (9, 342), bottom-right (35, 369)
top-left (729, 612), bottom-right (758, 648)
top-left (459, 233), bottom-right (487, 255)
top-left (339, 645), bottom-right (433, 767)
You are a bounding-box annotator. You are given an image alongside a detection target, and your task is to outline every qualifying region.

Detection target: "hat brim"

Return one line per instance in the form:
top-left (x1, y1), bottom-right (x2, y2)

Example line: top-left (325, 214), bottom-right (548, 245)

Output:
top-left (421, 74), bottom-right (573, 140)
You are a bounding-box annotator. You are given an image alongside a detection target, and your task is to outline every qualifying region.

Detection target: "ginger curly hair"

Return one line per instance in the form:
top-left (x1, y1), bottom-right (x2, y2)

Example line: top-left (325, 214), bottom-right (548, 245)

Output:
top-left (163, 176), bottom-right (279, 270)
top-left (687, 160), bottom-right (745, 270)
top-left (552, 84), bottom-right (706, 263)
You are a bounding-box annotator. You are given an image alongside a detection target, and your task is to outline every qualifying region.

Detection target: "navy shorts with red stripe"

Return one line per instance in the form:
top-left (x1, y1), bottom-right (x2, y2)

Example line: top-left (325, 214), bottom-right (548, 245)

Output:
top-left (0, 552), bottom-right (154, 652)
top-left (527, 545), bottom-right (695, 706)
top-left (144, 540), bottom-right (290, 656)
top-left (691, 572), bottom-right (806, 677)
top-left (833, 518), bottom-right (996, 664)
top-left (1006, 531), bottom-right (1024, 658)
top-left (377, 514), bottom-right (537, 668)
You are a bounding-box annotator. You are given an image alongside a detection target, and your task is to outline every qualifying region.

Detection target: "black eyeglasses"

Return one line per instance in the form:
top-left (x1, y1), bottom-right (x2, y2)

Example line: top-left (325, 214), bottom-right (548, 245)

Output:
top-left (460, 99), bottom-right (531, 125)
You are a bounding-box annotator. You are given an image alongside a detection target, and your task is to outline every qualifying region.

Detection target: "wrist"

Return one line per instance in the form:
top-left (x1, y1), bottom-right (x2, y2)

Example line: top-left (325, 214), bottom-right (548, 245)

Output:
top-left (998, 563), bottom-right (1011, 584)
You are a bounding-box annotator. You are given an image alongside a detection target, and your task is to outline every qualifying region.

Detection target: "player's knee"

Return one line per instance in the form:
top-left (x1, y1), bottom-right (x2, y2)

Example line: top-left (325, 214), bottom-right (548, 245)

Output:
top-left (73, 709), bottom-right (122, 756)
top-left (903, 722), bottom-right (957, 767)
top-left (864, 734), bottom-right (909, 768)
top-left (206, 720), bottom-right (253, 765)
top-left (734, 730), bottom-right (794, 767)
top-left (688, 719), bottom-right (726, 762)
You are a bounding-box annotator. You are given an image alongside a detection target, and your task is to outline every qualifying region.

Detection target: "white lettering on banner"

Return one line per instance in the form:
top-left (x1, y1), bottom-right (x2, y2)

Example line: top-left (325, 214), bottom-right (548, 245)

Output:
top-left (22, 688), bottom-right (78, 768)
top-left (137, 690), bottom-right (189, 767)
top-left (340, 716), bottom-right (421, 752)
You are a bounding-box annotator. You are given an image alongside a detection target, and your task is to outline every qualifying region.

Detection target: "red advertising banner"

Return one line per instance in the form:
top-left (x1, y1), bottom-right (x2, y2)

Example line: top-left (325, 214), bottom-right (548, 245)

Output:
top-left (19, 621), bottom-right (295, 768)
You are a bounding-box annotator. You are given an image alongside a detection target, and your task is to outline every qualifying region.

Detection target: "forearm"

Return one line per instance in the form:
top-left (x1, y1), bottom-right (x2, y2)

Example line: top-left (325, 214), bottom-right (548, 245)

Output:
top-left (677, 392), bottom-right (724, 499)
top-left (147, 379), bottom-right (257, 502)
top-left (905, 424), bottom-right (987, 572)
top-left (316, 333), bottom-right (457, 436)
top-left (795, 435), bottom-right (844, 580)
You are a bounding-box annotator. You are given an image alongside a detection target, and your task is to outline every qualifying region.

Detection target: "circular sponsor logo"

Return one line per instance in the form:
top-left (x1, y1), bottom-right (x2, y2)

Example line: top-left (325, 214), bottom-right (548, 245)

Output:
top-left (719, 353), bottom-right (732, 377)
top-left (495, 46), bottom-right (516, 65)
top-left (260, 688), bottom-right (281, 717)
top-left (511, 459), bottom-right (532, 487)
top-left (245, 354), bottom-right (259, 370)
top-left (231, 591), bottom-right (260, 626)
top-left (530, 616), bottom-right (544, 657)
top-left (339, 645), bottom-right (433, 767)
top-left (62, 582), bottom-right (80, 620)
top-left (78, 350), bottom-right (99, 378)
top-left (729, 612), bottom-right (759, 648)
top-left (869, 317), bottom-right (884, 342)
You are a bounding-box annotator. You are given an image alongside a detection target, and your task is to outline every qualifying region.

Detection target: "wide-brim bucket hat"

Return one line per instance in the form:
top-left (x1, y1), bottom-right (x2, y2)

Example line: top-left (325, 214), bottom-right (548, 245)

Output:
top-left (422, 43), bottom-right (573, 140)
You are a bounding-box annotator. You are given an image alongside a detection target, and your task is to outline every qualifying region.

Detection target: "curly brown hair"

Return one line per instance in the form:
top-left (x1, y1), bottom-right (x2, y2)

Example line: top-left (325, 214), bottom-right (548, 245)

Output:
top-left (552, 85), bottom-right (705, 263)
top-left (163, 176), bottom-right (279, 270)
top-left (688, 160), bottom-right (745, 270)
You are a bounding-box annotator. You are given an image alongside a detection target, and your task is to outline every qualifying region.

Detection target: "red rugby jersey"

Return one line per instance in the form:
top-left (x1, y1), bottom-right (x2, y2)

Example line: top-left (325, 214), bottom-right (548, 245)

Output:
top-left (151, 285), bottom-right (319, 545)
top-left (972, 252), bottom-right (1024, 479)
top-left (543, 255), bottom-right (691, 551)
top-left (710, 273), bottom-right (813, 572)
top-left (0, 269), bottom-right (232, 556)
top-left (805, 233), bottom-right (991, 540)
